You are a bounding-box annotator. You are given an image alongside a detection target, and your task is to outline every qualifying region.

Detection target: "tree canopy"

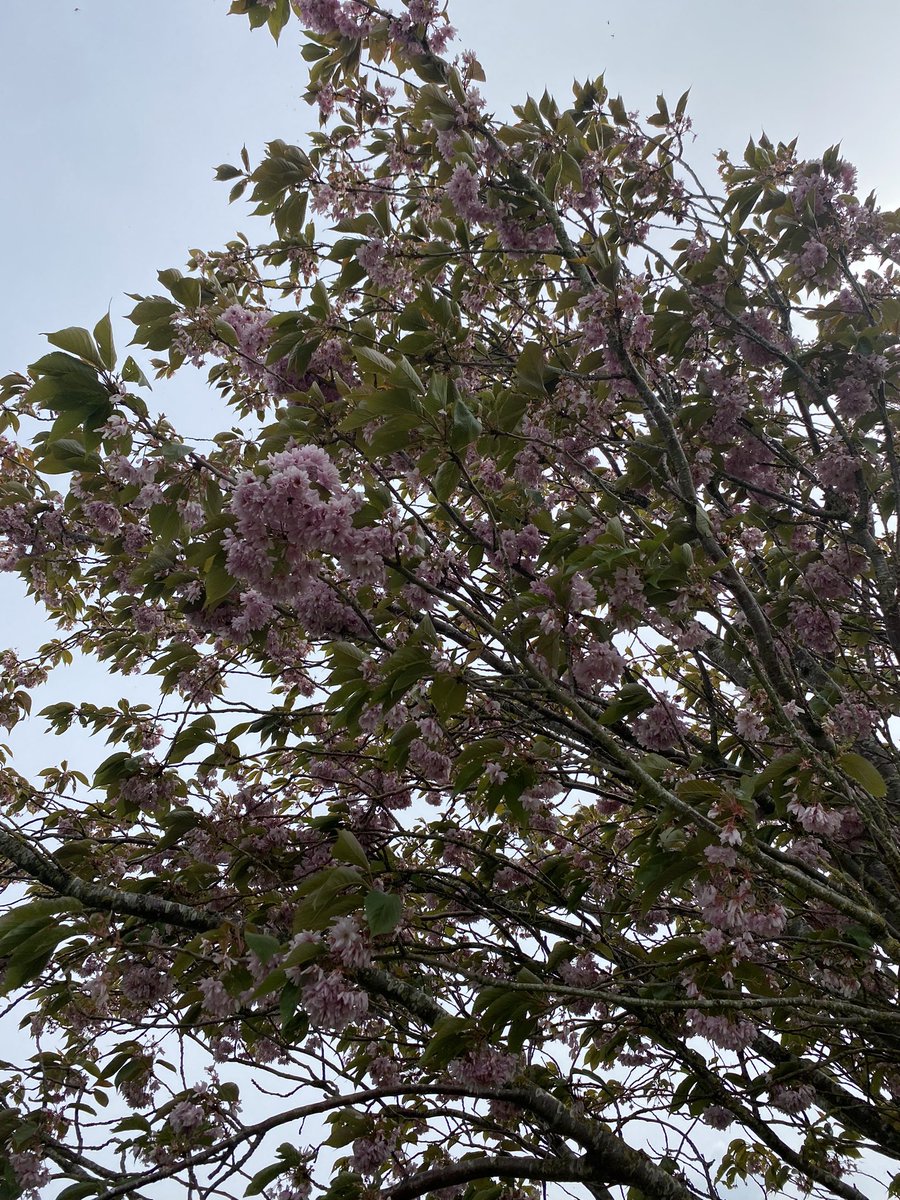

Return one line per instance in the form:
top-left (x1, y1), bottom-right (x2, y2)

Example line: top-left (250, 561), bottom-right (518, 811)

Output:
top-left (2, 2), bottom-right (900, 1198)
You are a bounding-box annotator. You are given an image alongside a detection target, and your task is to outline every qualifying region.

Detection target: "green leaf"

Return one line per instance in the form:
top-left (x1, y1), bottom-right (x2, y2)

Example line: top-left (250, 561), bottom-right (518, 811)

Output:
top-left (598, 682), bottom-right (653, 726)
top-left (0, 898), bottom-right (80, 958)
top-left (282, 939), bottom-right (322, 969)
top-left (2, 922), bottom-right (72, 992)
top-left (419, 1015), bottom-right (474, 1069)
top-left (57, 1183), bottom-right (103, 1200)
top-left (205, 561), bottom-right (237, 609)
top-left (246, 1161), bottom-right (288, 1197)
top-left (44, 326), bottom-right (103, 369)
top-left (355, 345), bottom-right (395, 376)
top-left (168, 720), bottom-right (216, 764)
top-left (93, 751), bottom-right (139, 788)
top-left (837, 751), bottom-right (887, 798)
top-left (121, 356), bottom-right (150, 387)
top-left (449, 397), bottom-right (481, 450)
top-left (93, 313), bottom-right (116, 370)
top-left (333, 829), bottom-right (369, 870)
top-left (430, 672), bottom-right (467, 719)
top-left (751, 749), bottom-right (803, 795)
top-left (364, 889), bottom-right (402, 935)
top-left (431, 460), bottom-right (461, 503)
top-left (245, 931), bottom-right (282, 965)
top-left (516, 343), bottom-right (548, 397)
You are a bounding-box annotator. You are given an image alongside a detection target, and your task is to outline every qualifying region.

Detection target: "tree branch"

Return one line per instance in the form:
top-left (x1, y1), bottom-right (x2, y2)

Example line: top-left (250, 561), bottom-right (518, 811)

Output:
top-left (384, 1154), bottom-right (598, 1200)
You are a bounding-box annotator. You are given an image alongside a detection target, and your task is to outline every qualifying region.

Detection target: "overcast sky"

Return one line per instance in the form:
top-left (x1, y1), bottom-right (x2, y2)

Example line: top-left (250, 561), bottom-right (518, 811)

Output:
top-left (4, 0), bottom-right (900, 374)
top-left (0, 6), bottom-right (895, 1188)
top-left (1, 0), bottom-right (900, 770)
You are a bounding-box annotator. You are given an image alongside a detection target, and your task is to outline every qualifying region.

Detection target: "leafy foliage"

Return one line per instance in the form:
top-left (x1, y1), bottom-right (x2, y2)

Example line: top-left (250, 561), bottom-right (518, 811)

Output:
top-left (0, 2), bottom-right (900, 1199)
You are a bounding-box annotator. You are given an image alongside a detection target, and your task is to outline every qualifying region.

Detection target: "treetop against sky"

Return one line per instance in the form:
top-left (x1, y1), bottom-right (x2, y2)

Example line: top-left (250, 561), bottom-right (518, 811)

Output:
top-left (1, 2), bottom-right (900, 1199)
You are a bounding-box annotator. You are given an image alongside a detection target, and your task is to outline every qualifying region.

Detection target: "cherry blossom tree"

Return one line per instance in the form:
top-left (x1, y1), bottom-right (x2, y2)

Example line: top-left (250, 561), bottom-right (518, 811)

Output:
top-left (1, 2), bottom-right (900, 1198)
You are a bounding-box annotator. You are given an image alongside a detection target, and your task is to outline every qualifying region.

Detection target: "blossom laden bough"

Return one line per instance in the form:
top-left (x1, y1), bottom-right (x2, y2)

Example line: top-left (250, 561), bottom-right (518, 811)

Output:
top-left (0, 2), bottom-right (900, 1199)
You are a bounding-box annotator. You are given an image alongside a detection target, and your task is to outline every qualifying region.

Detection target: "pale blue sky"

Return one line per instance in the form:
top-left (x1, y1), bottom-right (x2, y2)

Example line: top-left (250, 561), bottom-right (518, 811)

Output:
top-left (1, 0), bottom-right (900, 771)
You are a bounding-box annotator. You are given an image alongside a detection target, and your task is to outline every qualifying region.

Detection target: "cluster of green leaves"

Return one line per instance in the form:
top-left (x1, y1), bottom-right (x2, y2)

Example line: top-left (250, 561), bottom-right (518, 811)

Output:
top-left (1, 3), bottom-right (900, 1200)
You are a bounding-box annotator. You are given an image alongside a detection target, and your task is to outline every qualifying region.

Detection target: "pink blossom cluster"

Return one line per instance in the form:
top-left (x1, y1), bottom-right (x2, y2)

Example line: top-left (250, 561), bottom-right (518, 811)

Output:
top-left (199, 977), bottom-right (238, 1020)
top-left (221, 304), bottom-right (275, 381)
top-left (558, 953), bottom-right (608, 1014)
top-left (117, 769), bottom-right (177, 816)
top-left (696, 879), bottom-right (787, 941)
top-left (356, 239), bottom-right (408, 289)
top-left (607, 565), bottom-right (646, 627)
top-left (734, 707), bottom-right (768, 743)
top-left (797, 238), bottom-right (831, 283)
top-left (301, 968), bottom-right (369, 1031)
top-left (789, 600), bottom-right (841, 654)
top-left (224, 445), bottom-right (391, 623)
top-left (786, 796), bottom-right (843, 837)
top-left (787, 157), bottom-right (884, 279)
top-left (825, 697), bottom-right (874, 743)
top-left (734, 309), bottom-right (789, 367)
top-left (833, 355), bottom-right (886, 419)
top-left (570, 640), bottom-right (625, 692)
top-left (634, 698), bottom-right (687, 751)
top-left (804, 553), bottom-right (855, 600)
top-left (327, 916), bottom-right (371, 968)
top-left (701, 1105), bottom-right (735, 1130)
top-left (295, 0), bottom-right (371, 38)
top-left (686, 1009), bottom-right (757, 1051)
top-left (83, 499), bottom-right (123, 535)
top-left (790, 158), bottom-right (856, 216)
top-left (168, 1099), bottom-right (206, 1135)
top-left (351, 1131), bottom-right (395, 1176)
top-left (447, 1045), bottom-right (518, 1088)
top-left (568, 573), bottom-right (596, 611)
top-left (769, 1083), bottom-right (816, 1114)
top-left (119, 964), bottom-right (171, 1007)
top-left (816, 448), bottom-right (860, 499)
top-left (9, 1151), bottom-right (50, 1198)
top-left (578, 278), bottom-right (650, 355)
top-left (446, 164), bottom-right (491, 223)
top-left (444, 165), bottom-right (557, 254)
top-left (390, 0), bottom-right (455, 54)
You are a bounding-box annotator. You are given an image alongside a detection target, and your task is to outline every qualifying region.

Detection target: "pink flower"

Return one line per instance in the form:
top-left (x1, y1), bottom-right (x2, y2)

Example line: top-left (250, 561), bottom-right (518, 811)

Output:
top-left (569, 573), bottom-right (596, 611)
top-left (120, 965), bottom-right (171, 1006)
top-left (572, 641), bottom-right (625, 691)
top-left (446, 165), bottom-right (488, 222)
top-left (169, 1100), bottom-right (206, 1134)
top-left (687, 1010), bottom-right (757, 1050)
top-left (327, 916), bottom-right (371, 969)
top-left (770, 1084), bottom-right (816, 1114)
top-left (798, 239), bottom-right (829, 281)
top-left (635, 698), bottom-right (686, 751)
top-left (83, 500), bottom-right (122, 535)
top-left (787, 798), bottom-right (842, 836)
top-left (199, 977), bottom-right (237, 1020)
top-left (817, 449), bottom-right (859, 498)
top-left (790, 601), bottom-right (840, 654)
top-left (448, 1045), bottom-right (518, 1088)
top-left (701, 1106), bottom-right (735, 1129)
top-left (735, 709), bottom-right (768, 742)
top-left (351, 1133), bottom-right (393, 1176)
top-left (826, 698), bottom-right (874, 743)
top-left (10, 1151), bottom-right (50, 1195)
top-left (301, 968), bottom-right (369, 1031)
top-left (484, 762), bottom-right (508, 785)
top-left (701, 928), bottom-right (727, 954)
